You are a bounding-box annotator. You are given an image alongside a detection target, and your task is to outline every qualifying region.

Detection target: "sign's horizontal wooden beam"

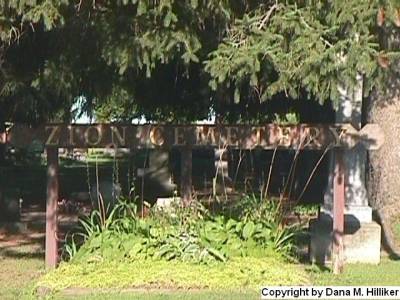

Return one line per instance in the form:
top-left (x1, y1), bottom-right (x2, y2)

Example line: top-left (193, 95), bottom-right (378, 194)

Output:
top-left (7, 123), bottom-right (383, 150)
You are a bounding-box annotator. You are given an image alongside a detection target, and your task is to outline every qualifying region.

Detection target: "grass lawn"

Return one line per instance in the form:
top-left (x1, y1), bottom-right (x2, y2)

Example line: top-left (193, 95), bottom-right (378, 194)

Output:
top-left (1, 241), bottom-right (400, 299)
top-left (310, 258), bottom-right (400, 286)
top-left (36, 259), bottom-right (400, 299)
top-left (0, 243), bottom-right (44, 300)
top-left (57, 290), bottom-right (258, 300)
top-left (37, 257), bottom-right (309, 293)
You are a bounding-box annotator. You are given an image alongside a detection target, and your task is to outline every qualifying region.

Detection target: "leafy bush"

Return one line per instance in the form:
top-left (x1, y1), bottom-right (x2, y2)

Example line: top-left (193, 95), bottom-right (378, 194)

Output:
top-left (64, 194), bottom-right (302, 265)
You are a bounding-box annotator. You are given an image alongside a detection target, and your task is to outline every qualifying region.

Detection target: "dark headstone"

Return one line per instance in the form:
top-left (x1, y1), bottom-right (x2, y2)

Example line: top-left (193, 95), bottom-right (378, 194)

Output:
top-left (0, 193), bottom-right (20, 222)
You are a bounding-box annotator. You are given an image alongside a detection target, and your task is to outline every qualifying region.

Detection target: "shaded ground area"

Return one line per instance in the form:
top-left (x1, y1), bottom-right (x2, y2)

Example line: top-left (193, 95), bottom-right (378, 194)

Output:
top-left (0, 206), bottom-right (78, 300)
top-left (0, 230), bottom-right (45, 299)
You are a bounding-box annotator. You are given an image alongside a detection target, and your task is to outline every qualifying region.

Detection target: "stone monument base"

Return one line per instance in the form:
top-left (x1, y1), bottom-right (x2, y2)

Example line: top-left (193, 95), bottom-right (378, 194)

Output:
top-left (309, 214), bottom-right (381, 265)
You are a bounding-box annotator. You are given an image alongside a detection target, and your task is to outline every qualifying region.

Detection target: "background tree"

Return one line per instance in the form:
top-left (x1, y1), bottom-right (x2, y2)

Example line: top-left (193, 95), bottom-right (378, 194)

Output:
top-left (205, 0), bottom-right (400, 252)
top-left (1, 1), bottom-right (400, 249)
top-left (0, 1), bottom-right (337, 124)
top-left (366, 5), bottom-right (400, 256)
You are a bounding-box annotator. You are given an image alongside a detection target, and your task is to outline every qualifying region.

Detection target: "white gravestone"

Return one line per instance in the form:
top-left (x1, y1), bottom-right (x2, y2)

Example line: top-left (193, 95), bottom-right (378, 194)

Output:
top-left (310, 74), bottom-right (381, 265)
top-left (322, 74), bottom-right (372, 223)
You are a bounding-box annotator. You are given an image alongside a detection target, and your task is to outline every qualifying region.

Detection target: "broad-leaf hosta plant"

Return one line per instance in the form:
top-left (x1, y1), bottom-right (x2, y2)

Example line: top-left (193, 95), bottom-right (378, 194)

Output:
top-left (64, 195), bottom-right (302, 265)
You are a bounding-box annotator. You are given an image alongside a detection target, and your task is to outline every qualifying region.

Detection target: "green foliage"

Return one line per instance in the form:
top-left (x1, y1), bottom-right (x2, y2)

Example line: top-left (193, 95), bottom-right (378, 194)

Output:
top-left (0, 0), bottom-right (235, 123)
top-left (2, 1), bottom-right (399, 123)
top-left (293, 204), bottom-right (320, 216)
top-left (37, 256), bottom-right (309, 291)
top-left (230, 194), bottom-right (301, 254)
top-left (0, 0), bottom-right (67, 43)
top-left (205, 1), bottom-right (389, 106)
top-left (64, 195), bottom-right (301, 265)
top-left (273, 112), bottom-right (299, 125)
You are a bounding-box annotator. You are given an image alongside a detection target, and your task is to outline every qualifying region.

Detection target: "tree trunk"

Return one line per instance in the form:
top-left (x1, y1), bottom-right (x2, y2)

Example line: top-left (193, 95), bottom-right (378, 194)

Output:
top-left (367, 74), bottom-right (400, 258)
top-left (0, 121), bottom-right (5, 214)
top-left (0, 121), bottom-right (5, 166)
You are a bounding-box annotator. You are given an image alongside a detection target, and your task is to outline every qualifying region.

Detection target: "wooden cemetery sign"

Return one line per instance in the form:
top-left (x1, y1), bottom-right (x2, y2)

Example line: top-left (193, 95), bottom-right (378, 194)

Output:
top-left (3, 123), bottom-right (384, 270)
top-left (7, 123), bottom-right (384, 150)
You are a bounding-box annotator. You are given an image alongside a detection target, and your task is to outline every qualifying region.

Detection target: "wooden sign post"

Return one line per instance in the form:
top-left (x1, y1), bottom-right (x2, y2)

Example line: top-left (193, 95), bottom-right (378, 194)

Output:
top-left (45, 147), bottom-right (59, 269)
top-left (0, 127), bottom-right (5, 221)
top-left (6, 123), bottom-right (383, 270)
top-left (0, 128), bottom-right (5, 165)
top-left (181, 147), bottom-right (192, 203)
top-left (332, 149), bottom-right (345, 274)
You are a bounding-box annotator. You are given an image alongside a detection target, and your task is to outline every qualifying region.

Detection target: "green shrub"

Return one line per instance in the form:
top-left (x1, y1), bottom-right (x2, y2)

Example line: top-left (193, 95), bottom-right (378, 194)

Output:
top-left (64, 195), bottom-right (302, 265)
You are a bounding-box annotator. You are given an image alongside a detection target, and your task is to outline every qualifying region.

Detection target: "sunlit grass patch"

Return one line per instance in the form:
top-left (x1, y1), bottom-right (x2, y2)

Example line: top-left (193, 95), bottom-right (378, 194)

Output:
top-left (309, 259), bottom-right (400, 286)
top-left (37, 256), bottom-right (309, 292)
top-left (0, 244), bottom-right (45, 299)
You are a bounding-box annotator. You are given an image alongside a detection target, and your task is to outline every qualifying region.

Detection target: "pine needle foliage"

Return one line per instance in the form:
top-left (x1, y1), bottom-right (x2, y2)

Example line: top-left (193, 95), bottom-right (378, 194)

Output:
top-left (1, 1), bottom-right (399, 122)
